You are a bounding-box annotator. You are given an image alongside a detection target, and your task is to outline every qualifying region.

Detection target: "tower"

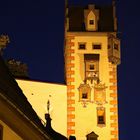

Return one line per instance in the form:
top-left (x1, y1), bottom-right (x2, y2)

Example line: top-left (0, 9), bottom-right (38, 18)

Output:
top-left (65, 1), bottom-right (120, 140)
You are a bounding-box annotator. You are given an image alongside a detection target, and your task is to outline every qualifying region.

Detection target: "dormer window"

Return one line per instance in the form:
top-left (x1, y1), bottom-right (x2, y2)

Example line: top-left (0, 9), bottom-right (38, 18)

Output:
top-left (84, 5), bottom-right (99, 31)
top-left (87, 12), bottom-right (96, 31)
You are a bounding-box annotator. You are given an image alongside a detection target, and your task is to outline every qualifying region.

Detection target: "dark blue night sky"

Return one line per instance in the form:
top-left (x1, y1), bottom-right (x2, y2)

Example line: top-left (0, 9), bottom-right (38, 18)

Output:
top-left (0, 0), bottom-right (140, 140)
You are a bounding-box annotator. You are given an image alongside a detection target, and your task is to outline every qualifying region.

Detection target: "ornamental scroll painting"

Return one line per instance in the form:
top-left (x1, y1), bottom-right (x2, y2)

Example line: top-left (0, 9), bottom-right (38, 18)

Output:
top-left (94, 83), bottom-right (107, 105)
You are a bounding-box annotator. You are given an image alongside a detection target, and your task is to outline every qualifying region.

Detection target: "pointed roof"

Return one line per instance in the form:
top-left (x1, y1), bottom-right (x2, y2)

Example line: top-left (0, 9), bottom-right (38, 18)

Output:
top-left (68, 4), bottom-right (115, 32)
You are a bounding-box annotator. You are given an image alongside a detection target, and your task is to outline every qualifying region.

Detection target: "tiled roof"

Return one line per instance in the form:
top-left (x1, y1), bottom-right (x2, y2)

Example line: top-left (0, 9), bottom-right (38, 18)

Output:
top-left (68, 5), bottom-right (115, 32)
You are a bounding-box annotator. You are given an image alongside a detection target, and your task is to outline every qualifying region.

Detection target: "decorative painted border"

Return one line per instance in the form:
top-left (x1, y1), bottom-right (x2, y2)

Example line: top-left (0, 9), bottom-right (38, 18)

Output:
top-left (109, 64), bottom-right (119, 140)
top-left (65, 35), bottom-right (75, 137)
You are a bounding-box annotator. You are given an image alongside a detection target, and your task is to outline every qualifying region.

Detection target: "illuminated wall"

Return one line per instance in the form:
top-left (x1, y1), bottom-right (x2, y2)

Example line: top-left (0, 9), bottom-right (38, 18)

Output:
top-left (65, 32), bottom-right (119, 140)
top-left (16, 79), bottom-right (67, 137)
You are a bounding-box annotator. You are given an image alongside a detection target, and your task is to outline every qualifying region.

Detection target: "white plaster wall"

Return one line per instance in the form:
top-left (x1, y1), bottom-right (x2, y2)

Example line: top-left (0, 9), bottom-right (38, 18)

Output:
top-left (16, 79), bottom-right (67, 137)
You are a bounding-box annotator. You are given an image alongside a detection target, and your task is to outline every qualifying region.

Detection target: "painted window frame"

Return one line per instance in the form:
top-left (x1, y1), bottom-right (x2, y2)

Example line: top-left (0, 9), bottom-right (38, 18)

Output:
top-left (78, 84), bottom-right (91, 101)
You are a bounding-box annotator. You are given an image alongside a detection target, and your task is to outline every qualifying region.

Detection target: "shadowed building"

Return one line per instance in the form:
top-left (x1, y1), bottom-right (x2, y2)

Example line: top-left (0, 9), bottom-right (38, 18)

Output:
top-left (0, 54), bottom-right (52, 140)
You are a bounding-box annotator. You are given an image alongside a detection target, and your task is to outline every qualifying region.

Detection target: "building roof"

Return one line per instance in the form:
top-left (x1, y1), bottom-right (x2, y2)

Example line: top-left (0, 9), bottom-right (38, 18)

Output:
top-left (86, 131), bottom-right (99, 138)
top-left (68, 5), bottom-right (115, 32)
top-left (0, 55), bottom-right (50, 138)
top-left (45, 114), bottom-right (68, 140)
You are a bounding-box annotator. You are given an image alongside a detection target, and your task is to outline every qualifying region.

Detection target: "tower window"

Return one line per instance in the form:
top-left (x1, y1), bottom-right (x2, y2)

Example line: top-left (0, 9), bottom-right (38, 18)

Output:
top-left (93, 44), bottom-right (101, 49)
top-left (78, 83), bottom-right (91, 101)
top-left (85, 61), bottom-right (99, 80)
top-left (82, 92), bottom-right (88, 99)
top-left (98, 116), bottom-right (105, 124)
top-left (89, 20), bottom-right (94, 25)
top-left (84, 54), bottom-right (99, 81)
top-left (89, 64), bottom-right (94, 70)
top-left (97, 107), bottom-right (106, 126)
top-left (79, 43), bottom-right (86, 50)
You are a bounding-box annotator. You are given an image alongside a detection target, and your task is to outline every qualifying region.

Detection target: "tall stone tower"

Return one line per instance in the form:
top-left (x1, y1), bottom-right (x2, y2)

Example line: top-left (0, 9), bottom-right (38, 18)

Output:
top-left (65, 1), bottom-right (120, 140)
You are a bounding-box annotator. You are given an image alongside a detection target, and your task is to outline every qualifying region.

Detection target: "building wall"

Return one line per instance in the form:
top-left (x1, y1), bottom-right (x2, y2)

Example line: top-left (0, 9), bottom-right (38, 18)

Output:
top-left (65, 32), bottom-right (119, 140)
top-left (0, 120), bottom-right (22, 140)
top-left (16, 79), bottom-right (67, 137)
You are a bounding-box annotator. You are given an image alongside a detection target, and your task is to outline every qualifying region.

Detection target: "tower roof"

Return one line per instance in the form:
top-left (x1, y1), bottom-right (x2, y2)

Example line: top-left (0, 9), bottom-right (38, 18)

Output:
top-left (68, 5), bottom-right (115, 32)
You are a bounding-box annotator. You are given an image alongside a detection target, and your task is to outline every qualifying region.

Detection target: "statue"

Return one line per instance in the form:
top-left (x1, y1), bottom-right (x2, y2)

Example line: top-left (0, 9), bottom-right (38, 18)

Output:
top-left (47, 100), bottom-right (50, 114)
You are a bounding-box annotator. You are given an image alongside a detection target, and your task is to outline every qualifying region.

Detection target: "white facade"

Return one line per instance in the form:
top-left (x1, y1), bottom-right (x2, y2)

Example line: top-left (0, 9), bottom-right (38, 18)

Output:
top-left (16, 79), bottom-right (67, 137)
